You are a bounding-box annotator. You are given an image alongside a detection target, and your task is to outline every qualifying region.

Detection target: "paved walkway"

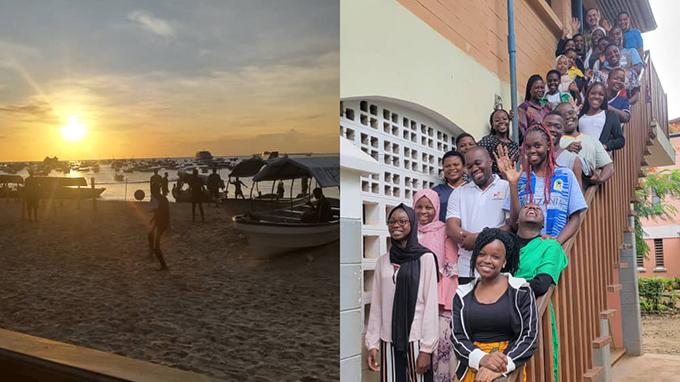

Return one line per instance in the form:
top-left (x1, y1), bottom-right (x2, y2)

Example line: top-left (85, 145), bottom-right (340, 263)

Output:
top-left (612, 353), bottom-right (680, 381)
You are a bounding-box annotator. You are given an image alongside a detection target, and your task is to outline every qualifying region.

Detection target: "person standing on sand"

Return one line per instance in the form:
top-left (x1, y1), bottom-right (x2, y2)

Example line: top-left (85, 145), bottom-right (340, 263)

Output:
top-left (189, 169), bottom-right (205, 222)
top-left (230, 177), bottom-right (247, 199)
top-left (207, 168), bottom-right (222, 207)
top-left (24, 170), bottom-right (40, 222)
top-left (148, 189), bottom-right (170, 270)
top-left (150, 169), bottom-right (162, 200)
top-left (161, 172), bottom-right (170, 196)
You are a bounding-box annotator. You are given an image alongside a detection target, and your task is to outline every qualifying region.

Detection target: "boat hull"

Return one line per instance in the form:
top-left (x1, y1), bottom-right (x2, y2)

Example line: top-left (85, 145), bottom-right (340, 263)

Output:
top-left (222, 197), bottom-right (306, 216)
top-left (233, 219), bottom-right (339, 258)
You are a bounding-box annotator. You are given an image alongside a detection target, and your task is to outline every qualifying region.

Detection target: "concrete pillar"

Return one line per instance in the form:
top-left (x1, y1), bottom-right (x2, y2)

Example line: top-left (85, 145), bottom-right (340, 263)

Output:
top-left (340, 139), bottom-right (380, 382)
top-left (618, 215), bottom-right (644, 356)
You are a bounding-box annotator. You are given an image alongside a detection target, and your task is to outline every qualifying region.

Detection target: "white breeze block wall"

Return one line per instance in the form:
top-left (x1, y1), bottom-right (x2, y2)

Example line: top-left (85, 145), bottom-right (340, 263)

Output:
top-left (340, 99), bottom-right (461, 380)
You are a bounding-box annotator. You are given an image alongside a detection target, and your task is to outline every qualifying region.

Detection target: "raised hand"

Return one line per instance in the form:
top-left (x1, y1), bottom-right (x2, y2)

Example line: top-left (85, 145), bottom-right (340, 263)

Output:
top-left (494, 144), bottom-right (520, 184)
top-left (569, 97), bottom-right (582, 114)
top-left (570, 17), bottom-right (581, 34)
top-left (584, 68), bottom-right (594, 79)
top-left (602, 18), bottom-right (613, 32)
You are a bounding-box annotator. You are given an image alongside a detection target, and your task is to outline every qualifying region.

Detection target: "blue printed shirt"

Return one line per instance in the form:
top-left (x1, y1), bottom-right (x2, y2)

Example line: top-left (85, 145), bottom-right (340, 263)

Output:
top-left (503, 168), bottom-right (588, 237)
top-left (624, 29), bottom-right (643, 49)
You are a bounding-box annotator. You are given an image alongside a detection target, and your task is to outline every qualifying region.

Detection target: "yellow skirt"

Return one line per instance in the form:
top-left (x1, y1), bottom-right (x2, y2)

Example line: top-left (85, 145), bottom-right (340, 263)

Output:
top-left (460, 341), bottom-right (526, 382)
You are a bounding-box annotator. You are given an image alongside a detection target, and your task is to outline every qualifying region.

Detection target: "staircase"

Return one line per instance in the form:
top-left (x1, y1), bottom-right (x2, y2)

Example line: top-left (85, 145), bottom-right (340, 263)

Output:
top-left (508, 52), bottom-right (669, 382)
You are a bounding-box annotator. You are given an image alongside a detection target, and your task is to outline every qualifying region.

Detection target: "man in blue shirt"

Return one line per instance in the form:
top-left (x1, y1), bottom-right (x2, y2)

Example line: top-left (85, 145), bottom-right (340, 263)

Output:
top-left (617, 11), bottom-right (644, 59)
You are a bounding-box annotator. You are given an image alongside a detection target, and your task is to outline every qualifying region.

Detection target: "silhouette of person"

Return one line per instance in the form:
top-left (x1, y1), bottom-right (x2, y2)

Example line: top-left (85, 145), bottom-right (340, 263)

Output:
top-left (301, 188), bottom-right (332, 223)
top-left (150, 169), bottom-right (162, 199)
top-left (161, 172), bottom-right (169, 196)
top-left (230, 177), bottom-right (248, 200)
top-left (148, 189), bottom-right (170, 270)
top-left (207, 168), bottom-right (222, 206)
top-left (24, 170), bottom-right (40, 222)
top-left (189, 169), bottom-right (205, 222)
top-left (301, 176), bottom-right (309, 196)
top-left (277, 180), bottom-right (285, 199)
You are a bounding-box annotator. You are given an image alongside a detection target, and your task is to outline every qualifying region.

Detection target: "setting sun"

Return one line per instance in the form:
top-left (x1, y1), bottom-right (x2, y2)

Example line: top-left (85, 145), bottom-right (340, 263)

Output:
top-left (60, 117), bottom-right (87, 142)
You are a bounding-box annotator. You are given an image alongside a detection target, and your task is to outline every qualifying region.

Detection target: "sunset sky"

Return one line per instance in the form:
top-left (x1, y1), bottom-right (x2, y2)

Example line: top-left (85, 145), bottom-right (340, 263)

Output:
top-left (0, 0), bottom-right (339, 162)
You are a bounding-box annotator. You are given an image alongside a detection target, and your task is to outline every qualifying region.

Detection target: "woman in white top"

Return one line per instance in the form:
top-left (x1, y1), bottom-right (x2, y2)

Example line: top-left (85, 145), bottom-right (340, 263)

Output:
top-left (578, 82), bottom-right (624, 151)
top-left (366, 204), bottom-right (439, 382)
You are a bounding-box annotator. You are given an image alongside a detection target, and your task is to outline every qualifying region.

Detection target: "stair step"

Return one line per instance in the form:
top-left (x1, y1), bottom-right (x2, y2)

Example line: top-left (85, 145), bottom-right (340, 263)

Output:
top-left (611, 348), bottom-right (627, 366)
top-left (641, 158), bottom-right (649, 166)
top-left (614, 262), bottom-right (630, 269)
top-left (607, 284), bottom-right (623, 293)
top-left (600, 309), bottom-right (617, 319)
top-left (583, 366), bottom-right (604, 382)
top-left (593, 335), bottom-right (611, 349)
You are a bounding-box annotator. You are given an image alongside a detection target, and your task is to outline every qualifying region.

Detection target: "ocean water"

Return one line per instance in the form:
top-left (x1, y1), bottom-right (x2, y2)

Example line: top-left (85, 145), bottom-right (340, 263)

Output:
top-left (2, 155), bottom-right (339, 202)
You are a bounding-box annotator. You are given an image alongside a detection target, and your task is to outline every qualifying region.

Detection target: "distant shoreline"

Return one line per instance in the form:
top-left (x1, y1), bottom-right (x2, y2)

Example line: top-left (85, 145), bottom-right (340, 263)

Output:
top-left (0, 152), bottom-right (341, 164)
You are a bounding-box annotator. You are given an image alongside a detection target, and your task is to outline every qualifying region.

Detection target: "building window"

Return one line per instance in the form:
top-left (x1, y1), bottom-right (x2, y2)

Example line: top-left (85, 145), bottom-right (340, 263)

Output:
top-left (637, 252), bottom-right (645, 268)
top-left (652, 188), bottom-right (660, 207)
top-left (654, 239), bottom-right (664, 267)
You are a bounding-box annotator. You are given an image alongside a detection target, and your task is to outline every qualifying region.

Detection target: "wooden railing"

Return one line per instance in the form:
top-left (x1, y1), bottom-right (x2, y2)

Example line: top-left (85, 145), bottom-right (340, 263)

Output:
top-left (511, 52), bottom-right (668, 382)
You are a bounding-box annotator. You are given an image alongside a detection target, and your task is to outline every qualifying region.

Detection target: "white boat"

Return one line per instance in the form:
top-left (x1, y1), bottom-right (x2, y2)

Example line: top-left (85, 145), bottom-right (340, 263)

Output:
top-left (233, 205), bottom-right (339, 258)
top-left (232, 156), bottom-right (340, 258)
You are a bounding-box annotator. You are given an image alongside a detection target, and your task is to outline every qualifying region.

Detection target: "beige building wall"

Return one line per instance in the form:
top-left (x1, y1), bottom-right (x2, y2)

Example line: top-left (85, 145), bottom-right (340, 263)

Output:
top-left (341, 0), bottom-right (567, 140)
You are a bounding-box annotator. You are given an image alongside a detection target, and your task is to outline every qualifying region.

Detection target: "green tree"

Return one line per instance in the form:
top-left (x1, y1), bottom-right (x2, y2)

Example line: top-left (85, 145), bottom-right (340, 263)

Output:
top-left (634, 168), bottom-right (680, 257)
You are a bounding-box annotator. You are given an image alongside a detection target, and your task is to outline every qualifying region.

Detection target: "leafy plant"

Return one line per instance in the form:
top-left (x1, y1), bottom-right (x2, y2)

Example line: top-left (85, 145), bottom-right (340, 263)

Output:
top-left (633, 168), bottom-right (680, 257)
top-left (639, 277), bottom-right (680, 314)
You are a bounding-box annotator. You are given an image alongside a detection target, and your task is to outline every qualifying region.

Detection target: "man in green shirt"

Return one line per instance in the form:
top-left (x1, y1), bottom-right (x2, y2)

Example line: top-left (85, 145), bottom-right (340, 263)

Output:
top-left (514, 203), bottom-right (569, 382)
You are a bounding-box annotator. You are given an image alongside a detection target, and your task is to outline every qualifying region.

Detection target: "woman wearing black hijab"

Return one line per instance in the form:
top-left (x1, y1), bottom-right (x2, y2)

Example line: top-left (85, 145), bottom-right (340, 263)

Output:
top-left (365, 204), bottom-right (439, 382)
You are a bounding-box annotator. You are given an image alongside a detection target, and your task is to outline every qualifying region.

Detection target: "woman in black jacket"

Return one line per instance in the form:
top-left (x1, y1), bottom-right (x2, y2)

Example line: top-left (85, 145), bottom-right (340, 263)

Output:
top-left (450, 228), bottom-right (538, 382)
top-left (578, 82), bottom-right (625, 151)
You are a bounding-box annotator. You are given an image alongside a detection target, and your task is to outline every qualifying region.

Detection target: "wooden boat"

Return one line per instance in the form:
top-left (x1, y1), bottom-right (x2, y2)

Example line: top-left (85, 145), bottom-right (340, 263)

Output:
top-left (114, 174), bottom-right (125, 181)
top-left (232, 156), bottom-right (340, 257)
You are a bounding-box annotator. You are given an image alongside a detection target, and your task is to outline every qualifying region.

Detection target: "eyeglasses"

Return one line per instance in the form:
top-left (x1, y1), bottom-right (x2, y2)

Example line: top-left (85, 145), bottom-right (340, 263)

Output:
top-left (387, 219), bottom-right (409, 227)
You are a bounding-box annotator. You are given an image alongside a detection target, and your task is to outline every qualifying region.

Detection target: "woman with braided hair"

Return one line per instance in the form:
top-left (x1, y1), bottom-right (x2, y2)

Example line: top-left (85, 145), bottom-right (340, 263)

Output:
top-left (451, 228), bottom-right (538, 382)
top-left (365, 204), bottom-right (439, 382)
top-left (499, 123), bottom-right (588, 244)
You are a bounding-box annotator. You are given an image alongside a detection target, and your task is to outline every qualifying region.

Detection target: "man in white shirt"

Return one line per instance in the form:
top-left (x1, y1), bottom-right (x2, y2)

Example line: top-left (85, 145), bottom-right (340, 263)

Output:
top-left (446, 146), bottom-right (511, 283)
top-left (556, 102), bottom-right (614, 185)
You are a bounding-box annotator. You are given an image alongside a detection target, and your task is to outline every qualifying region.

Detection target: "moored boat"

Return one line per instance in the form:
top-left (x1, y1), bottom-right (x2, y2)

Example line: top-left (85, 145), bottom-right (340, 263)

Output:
top-left (232, 156), bottom-right (339, 257)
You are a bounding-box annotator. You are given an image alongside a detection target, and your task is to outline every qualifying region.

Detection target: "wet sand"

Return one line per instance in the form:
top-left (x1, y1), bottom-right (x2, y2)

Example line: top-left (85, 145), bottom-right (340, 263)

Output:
top-left (0, 199), bottom-right (339, 381)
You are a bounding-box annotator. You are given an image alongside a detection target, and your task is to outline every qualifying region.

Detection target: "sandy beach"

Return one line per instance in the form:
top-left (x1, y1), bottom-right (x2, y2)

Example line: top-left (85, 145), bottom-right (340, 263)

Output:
top-left (0, 199), bottom-right (339, 381)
